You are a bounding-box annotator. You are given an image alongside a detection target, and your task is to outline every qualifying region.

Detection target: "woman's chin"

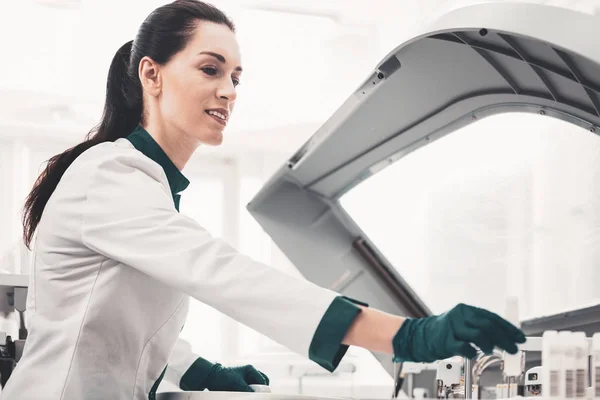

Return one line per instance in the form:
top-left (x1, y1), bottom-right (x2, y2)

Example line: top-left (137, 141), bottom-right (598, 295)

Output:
top-left (203, 132), bottom-right (224, 146)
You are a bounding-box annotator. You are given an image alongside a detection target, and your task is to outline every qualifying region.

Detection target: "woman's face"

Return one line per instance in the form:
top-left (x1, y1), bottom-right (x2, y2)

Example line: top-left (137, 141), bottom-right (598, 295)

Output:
top-left (155, 21), bottom-right (242, 147)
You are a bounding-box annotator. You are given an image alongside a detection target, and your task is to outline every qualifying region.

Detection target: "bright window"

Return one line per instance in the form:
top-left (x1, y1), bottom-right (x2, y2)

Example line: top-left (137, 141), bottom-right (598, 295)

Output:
top-left (340, 113), bottom-right (600, 318)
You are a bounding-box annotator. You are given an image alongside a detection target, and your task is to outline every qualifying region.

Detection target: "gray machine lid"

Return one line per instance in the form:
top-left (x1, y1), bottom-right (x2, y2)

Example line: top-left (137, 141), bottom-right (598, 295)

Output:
top-left (247, 2), bottom-right (600, 372)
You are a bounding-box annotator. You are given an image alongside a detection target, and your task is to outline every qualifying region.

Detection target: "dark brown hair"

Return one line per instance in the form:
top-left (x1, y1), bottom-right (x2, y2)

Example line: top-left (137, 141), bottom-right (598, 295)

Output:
top-left (22, 0), bottom-right (235, 248)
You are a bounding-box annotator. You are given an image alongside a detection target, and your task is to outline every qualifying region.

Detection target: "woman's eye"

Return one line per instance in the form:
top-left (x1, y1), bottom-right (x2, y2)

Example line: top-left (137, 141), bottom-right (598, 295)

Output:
top-left (201, 67), bottom-right (218, 76)
top-left (232, 78), bottom-right (240, 87)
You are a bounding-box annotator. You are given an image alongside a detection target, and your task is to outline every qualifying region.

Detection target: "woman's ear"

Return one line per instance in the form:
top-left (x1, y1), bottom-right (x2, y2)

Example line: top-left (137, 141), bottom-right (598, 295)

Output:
top-left (139, 56), bottom-right (162, 97)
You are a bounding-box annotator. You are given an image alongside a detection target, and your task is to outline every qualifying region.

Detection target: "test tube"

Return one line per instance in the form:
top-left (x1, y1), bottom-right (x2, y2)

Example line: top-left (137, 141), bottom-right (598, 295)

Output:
top-left (542, 330), bottom-right (560, 399)
top-left (561, 331), bottom-right (575, 399)
top-left (592, 333), bottom-right (600, 400)
top-left (572, 332), bottom-right (588, 398)
top-left (503, 297), bottom-right (522, 381)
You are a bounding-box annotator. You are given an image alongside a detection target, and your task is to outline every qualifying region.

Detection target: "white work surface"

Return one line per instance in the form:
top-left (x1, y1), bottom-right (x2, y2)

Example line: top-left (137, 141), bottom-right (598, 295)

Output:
top-left (157, 393), bottom-right (344, 400)
top-left (0, 273), bottom-right (28, 288)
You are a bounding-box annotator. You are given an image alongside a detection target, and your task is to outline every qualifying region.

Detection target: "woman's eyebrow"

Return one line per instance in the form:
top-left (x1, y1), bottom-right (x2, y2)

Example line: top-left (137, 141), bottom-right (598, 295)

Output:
top-left (198, 51), bottom-right (243, 72)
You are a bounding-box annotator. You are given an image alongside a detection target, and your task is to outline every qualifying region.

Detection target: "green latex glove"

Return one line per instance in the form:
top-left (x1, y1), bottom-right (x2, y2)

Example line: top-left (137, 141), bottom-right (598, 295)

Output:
top-left (203, 364), bottom-right (270, 392)
top-left (392, 303), bottom-right (526, 362)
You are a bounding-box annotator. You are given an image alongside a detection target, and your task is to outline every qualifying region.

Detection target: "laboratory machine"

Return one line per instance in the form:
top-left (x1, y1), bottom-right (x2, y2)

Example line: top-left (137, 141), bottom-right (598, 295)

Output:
top-left (0, 274), bottom-right (27, 390)
top-left (6, 1), bottom-right (600, 399)
top-left (244, 0), bottom-right (600, 398)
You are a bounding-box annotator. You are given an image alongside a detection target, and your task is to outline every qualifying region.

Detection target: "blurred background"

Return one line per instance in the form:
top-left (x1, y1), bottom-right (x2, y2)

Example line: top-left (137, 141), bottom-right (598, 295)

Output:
top-left (2, 0), bottom-right (600, 398)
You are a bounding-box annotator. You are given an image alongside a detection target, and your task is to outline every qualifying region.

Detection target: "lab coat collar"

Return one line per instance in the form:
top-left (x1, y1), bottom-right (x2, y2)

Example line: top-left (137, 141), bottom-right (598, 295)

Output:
top-left (126, 125), bottom-right (190, 206)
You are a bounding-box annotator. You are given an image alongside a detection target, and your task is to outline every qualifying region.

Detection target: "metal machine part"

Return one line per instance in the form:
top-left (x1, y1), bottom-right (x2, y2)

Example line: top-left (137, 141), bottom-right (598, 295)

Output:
top-left (464, 358), bottom-right (472, 399)
top-left (391, 362), bottom-right (403, 398)
top-left (502, 351), bottom-right (526, 398)
top-left (13, 287), bottom-right (27, 340)
top-left (472, 350), bottom-right (503, 399)
top-left (522, 304), bottom-right (600, 338)
top-left (436, 360), bottom-right (462, 399)
top-left (402, 361), bottom-right (439, 398)
top-left (525, 366), bottom-right (542, 396)
top-left (472, 340), bottom-right (544, 399)
top-left (427, 339), bottom-right (544, 399)
top-left (406, 372), bottom-right (415, 399)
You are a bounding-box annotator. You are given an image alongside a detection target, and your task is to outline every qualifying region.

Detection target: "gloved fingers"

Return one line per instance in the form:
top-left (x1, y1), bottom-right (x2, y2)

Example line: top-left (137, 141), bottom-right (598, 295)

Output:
top-left (490, 332), bottom-right (519, 355)
top-left (452, 342), bottom-right (478, 359)
top-left (258, 371), bottom-right (270, 386)
top-left (468, 310), bottom-right (525, 354)
top-left (455, 303), bottom-right (526, 348)
top-left (469, 333), bottom-right (495, 355)
top-left (453, 324), bottom-right (495, 355)
top-left (241, 366), bottom-right (268, 385)
top-left (471, 307), bottom-right (526, 343)
top-left (466, 316), bottom-right (520, 354)
top-left (490, 314), bottom-right (526, 344)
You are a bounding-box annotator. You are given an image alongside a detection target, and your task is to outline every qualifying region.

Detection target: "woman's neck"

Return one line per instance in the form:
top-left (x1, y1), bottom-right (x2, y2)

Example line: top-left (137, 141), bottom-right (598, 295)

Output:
top-left (141, 121), bottom-right (198, 171)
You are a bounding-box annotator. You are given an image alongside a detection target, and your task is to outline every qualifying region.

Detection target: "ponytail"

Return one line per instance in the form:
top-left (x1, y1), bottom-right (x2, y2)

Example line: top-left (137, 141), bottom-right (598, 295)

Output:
top-left (23, 0), bottom-right (237, 248)
top-left (22, 40), bottom-right (142, 248)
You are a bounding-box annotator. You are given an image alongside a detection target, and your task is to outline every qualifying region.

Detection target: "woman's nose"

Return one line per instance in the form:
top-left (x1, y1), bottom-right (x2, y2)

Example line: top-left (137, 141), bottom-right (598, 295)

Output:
top-left (216, 80), bottom-right (237, 102)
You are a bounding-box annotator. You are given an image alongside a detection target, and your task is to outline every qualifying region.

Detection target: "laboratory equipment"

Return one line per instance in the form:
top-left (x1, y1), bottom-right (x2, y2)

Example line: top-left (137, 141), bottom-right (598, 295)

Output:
top-left (413, 388), bottom-right (430, 400)
top-left (464, 358), bottom-right (472, 400)
top-left (542, 331), bottom-right (560, 399)
top-left (11, 0), bottom-right (600, 397)
top-left (437, 333), bottom-right (597, 399)
top-left (472, 349), bottom-right (503, 399)
top-left (501, 298), bottom-right (524, 398)
top-left (593, 333), bottom-right (600, 400)
top-left (392, 361), bottom-right (402, 398)
top-left (402, 362), bottom-right (439, 398)
top-left (500, 350), bottom-right (525, 398)
top-left (436, 360), bottom-right (462, 399)
top-left (247, 2), bottom-right (600, 389)
top-left (573, 332), bottom-right (587, 398)
top-left (524, 366), bottom-right (542, 396)
top-left (560, 331), bottom-right (574, 398)
top-left (0, 273), bottom-right (28, 389)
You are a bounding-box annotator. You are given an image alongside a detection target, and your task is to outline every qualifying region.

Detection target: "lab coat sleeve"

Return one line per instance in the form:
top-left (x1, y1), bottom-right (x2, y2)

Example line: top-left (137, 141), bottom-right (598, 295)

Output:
top-left (162, 338), bottom-right (214, 390)
top-left (80, 154), bottom-right (364, 372)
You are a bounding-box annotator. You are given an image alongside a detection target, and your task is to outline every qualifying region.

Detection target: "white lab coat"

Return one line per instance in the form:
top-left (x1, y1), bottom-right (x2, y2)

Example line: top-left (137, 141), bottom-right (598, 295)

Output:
top-left (0, 234), bottom-right (195, 394)
top-left (0, 135), bottom-right (359, 400)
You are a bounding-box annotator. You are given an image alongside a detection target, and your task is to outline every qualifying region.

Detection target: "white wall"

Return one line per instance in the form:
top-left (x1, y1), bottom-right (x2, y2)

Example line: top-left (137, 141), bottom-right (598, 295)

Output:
top-left (340, 113), bottom-right (600, 320)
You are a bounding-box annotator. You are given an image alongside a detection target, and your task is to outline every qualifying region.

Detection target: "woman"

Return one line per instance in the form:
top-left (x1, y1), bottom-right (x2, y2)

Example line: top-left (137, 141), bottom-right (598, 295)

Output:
top-left (0, 1), bottom-right (526, 399)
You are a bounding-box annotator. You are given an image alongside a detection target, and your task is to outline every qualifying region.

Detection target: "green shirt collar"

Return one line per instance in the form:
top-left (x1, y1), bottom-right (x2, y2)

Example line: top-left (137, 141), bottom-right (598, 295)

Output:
top-left (126, 125), bottom-right (190, 210)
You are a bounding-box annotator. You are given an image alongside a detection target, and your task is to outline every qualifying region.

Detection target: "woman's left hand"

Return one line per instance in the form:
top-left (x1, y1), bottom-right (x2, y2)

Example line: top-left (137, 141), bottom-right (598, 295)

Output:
top-left (392, 303), bottom-right (526, 362)
top-left (203, 363), bottom-right (270, 392)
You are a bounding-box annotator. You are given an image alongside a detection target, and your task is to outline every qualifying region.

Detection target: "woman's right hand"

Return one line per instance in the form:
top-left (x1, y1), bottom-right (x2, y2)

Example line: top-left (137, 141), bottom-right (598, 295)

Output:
top-left (392, 303), bottom-right (526, 362)
top-left (203, 364), bottom-right (269, 392)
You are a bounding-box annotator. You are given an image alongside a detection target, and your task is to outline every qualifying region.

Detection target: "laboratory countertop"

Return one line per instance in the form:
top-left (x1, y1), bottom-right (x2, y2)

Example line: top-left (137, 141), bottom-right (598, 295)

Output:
top-left (156, 393), bottom-right (344, 400)
top-left (0, 273), bottom-right (28, 288)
